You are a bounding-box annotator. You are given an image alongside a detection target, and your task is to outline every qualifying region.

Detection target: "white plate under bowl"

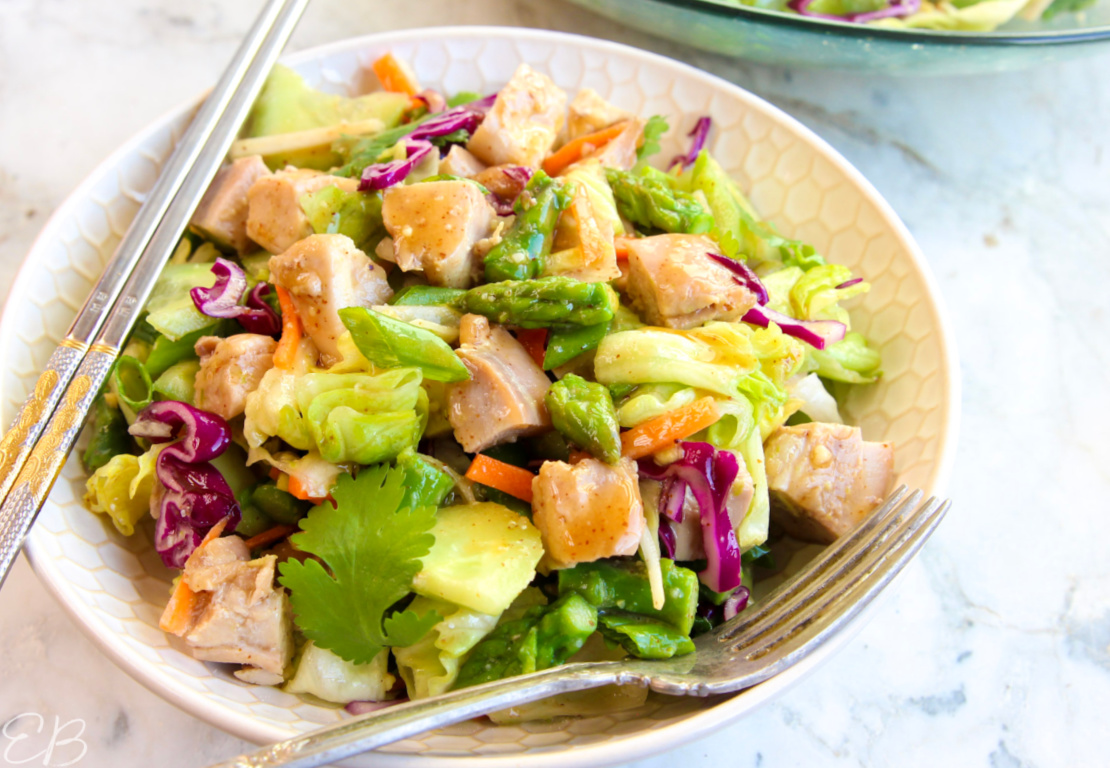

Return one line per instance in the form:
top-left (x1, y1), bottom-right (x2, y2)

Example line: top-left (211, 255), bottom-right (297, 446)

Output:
top-left (0, 26), bottom-right (960, 768)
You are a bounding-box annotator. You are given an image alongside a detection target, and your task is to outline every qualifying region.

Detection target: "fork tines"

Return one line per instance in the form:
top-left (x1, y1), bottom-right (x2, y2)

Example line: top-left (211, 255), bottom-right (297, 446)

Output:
top-left (718, 488), bottom-right (950, 660)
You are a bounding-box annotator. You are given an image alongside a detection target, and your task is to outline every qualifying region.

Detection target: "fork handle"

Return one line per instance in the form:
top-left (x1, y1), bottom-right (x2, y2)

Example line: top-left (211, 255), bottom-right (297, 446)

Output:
top-left (208, 663), bottom-right (627, 768)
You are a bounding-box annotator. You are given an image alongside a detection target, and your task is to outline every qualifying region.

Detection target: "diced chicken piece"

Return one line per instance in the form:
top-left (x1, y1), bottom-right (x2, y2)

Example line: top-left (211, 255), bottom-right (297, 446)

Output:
top-left (382, 180), bottom-right (497, 289)
top-left (190, 155), bottom-right (271, 254)
top-left (193, 334), bottom-right (277, 420)
top-left (447, 315), bottom-right (551, 452)
top-left (638, 456), bottom-right (754, 562)
top-left (625, 234), bottom-right (758, 329)
top-left (765, 423), bottom-right (895, 544)
top-left (582, 118), bottom-right (644, 172)
top-left (566, 88), bottom-right (632, 142)
top-left (439, 145), bottom-right (488, 178)
top-left (268, 234), bottom-right (392, 365)
top-left (161, 534), bottom-right (293, 678)
top-left (533, 458), bottom-right (644, 568)
top-left (467, 64), bottom-right (566, 168)
top-left (246, 168), bottom-right (358, 254)
top-left (473, 165), bottom-right (531, 203)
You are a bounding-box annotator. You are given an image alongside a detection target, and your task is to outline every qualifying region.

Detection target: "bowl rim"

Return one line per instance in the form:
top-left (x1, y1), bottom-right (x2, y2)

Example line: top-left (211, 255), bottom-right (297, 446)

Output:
top-left (10, 24), bottom-right (962, 767)
top-left (602, 0), bottom-right (1110, 44)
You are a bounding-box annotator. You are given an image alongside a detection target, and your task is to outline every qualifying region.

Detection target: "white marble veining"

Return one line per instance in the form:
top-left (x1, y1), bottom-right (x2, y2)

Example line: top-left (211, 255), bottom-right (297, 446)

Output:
top-left (1, 1), bottom-right (1108, 766)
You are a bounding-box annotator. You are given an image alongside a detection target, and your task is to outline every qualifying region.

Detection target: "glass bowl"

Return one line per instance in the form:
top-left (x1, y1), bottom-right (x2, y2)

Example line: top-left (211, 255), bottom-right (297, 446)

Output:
top-left (565, 0), bottom-right (1110, 73)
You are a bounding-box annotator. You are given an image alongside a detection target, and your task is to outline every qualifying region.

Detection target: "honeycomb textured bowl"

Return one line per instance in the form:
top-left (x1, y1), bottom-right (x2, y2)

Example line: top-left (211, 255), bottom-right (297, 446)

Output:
top-left (0, 27), bottom-right (959, 768)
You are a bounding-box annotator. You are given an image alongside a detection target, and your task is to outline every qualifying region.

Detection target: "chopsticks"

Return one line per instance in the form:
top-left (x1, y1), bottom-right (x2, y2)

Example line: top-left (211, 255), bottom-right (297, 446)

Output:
top-left (0, 0), bottom-right (310, 589)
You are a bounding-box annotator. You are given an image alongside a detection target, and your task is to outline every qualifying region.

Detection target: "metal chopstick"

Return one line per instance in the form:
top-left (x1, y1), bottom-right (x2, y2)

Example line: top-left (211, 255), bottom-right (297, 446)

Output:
top-left (0, 0), bottom-right (310, 589)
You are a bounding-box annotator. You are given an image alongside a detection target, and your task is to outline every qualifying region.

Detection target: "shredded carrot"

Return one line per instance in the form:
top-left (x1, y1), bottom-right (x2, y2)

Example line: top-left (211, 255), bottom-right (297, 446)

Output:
top-left (159, 519), bottom-right (228, 634)
top-left (273, 285), bottom-right (302, 370)
top-left (465, 454), bottom-right (536, 503)
top-left (243, 524), bottom-right (299, 551)
top-left (371, 52), bottom-right (421, 96)
top-left (542, 121), bottom-right (629, 177)
top-left (268, 467), bottom-right (282, 482)
top-left (159, 578), bottom-right (197, 635)
top-left (287, 474), bottom-right (330, 505)
top-left (515, 328), bottom-right (548, 369)
top-left (614, 236), bottom-right (636, 261)
top-left (621, 397), bottom-right (721, 460)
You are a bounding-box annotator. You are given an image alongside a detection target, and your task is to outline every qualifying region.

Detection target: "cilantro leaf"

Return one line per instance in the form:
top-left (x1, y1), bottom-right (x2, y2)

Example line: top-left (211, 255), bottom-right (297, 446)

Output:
top-left (636, 115), bottom-right (669, 163)
top-left (278, 465), bottom-right (441, 664)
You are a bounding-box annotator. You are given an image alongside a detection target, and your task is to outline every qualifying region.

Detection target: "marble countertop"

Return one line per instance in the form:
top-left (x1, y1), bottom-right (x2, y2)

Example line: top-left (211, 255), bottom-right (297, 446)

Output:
top-left (1, 1), bottom-right (1108, 766)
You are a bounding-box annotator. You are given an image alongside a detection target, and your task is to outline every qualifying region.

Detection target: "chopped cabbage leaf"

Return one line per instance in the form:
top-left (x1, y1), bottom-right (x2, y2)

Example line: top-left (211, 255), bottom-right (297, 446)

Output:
top-left (806, 331), bottom-right (883, 384)
top-left (676, 151), bottom-right (824, 270)
top-left (244, 366), bottom-right (426, 465)
top-left (413, 502), bottom-right (544, 615)
top-left (617, 383), bottom-right (698, 429)
top-left (285, 642), bottom-right (395, 704)
top-left (83, 445), bottom-right (162, 536)
top-left (393, 596), bottom-right (500, 699)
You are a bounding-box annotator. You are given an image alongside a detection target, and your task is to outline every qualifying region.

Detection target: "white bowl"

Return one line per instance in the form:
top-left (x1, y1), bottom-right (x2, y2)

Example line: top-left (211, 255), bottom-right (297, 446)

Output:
top-left (0, 26), bottom-right (960, 768)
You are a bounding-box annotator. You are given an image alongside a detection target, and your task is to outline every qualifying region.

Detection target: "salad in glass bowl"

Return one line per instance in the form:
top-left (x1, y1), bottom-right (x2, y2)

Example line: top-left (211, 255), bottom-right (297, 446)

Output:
top-left (79, 52), bottom-right (894, 715)
top-left (747, 0), bottom-right (1095, 30)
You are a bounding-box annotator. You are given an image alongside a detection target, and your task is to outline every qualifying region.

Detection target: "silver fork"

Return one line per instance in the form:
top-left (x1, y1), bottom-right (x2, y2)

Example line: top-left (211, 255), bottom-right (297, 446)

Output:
top-left (211, 486), bottom-right (949, 768)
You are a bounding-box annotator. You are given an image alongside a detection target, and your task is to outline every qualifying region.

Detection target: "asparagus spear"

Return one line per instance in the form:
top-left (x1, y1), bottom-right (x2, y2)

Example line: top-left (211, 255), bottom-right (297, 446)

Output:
top-left (462, 277), bottom-right (616, 329)
top-left (483, 170), bottom-right (573, 282)
top-left (545, 374), bottom-right (622, 464)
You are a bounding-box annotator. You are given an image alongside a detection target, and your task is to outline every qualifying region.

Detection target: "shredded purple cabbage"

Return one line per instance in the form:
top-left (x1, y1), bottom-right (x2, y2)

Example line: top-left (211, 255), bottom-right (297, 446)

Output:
top-left (358, 140), bottom-right (436, 192)
top-left (702, 251), bottom-right (844, 349)
top-left (670, 117), bottom-right (712, 170)
top-left (413, 89), bottom-right (446, 114)
top-left (742, 304), bottom-right (846, 351)
top-left (640, 441), bottom-right (743, 592)
top-left (346, 699), bottom-right (407, 715)
top-left (835, 277), bottom-right (863, 290)
top-left (238, 283), bottom-right (281, 336)
top-left (789, 0), bottom-right (921, 22)
top-left (659, 475), bottom-right (687, 523)
top-left (487, 165), bottom-right (534, 216)
top-left (658, 518), bottom-right (677, 559)
top-left (723, 586), bottom-right (750, 621)
top-left (407, 93), bottom-right (497, 144)
top-left (131, 401), bottom-right (239, 568)
top-left (501, 166), bottom-right (534, 187)
top-left (706, 252), bottom-right (769, 305)
top-left (358, 94), bottom-right (498, 192)
top-left (189, 258), bottom-right (281, 336)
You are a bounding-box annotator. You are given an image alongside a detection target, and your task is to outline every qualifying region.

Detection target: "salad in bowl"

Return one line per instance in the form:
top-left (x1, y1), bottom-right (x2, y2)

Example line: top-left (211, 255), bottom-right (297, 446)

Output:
top-left (79, 51), bottom-right (895, 715)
